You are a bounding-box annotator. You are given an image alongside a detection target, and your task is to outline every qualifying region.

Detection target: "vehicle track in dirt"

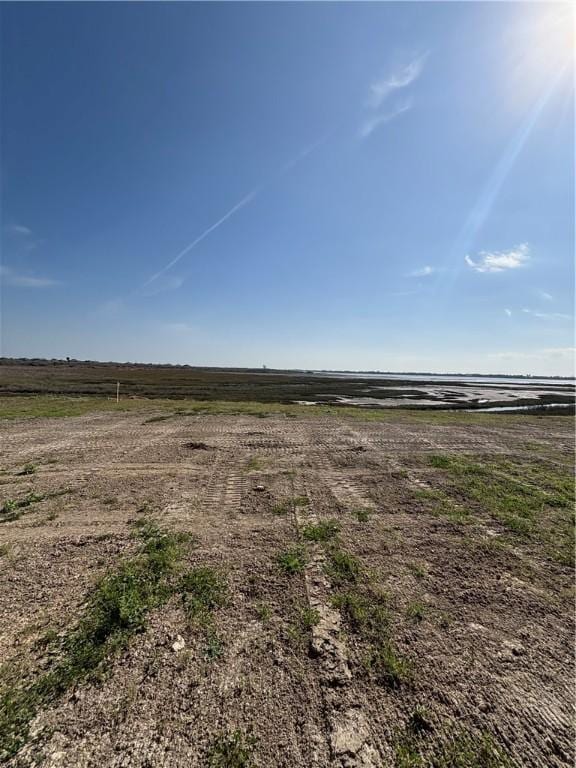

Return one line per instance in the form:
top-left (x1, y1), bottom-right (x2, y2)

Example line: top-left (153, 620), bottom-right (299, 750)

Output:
top-left (0, 410), bottom-right (573, 767)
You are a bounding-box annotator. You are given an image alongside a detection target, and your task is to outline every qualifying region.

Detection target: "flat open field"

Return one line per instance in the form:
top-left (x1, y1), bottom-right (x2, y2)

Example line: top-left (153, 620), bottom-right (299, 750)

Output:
top-left (0, 399), bottom-right (574, 767)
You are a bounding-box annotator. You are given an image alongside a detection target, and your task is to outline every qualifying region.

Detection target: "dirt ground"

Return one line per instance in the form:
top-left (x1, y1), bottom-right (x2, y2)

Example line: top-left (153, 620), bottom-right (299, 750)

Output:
top-left (0, 408), bottom-right (574, 767)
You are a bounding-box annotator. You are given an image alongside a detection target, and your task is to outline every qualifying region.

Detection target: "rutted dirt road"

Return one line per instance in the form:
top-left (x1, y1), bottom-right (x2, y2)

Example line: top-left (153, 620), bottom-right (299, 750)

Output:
top-left (0, 409), bottom-right (573, 767)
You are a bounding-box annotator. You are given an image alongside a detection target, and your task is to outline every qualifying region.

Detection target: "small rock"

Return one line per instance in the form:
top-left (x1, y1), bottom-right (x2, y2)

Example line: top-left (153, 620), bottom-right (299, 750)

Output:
top-left (172, 635), bottom-right (186, 652)
top-left (254, 485), bottom-right (266, 492)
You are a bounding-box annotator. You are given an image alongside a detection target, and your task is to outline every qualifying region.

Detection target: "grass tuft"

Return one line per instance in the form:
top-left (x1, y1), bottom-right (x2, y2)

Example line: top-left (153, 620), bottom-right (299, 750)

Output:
top-left (207, 729), bottom-right (257, 768)
top-left (17, 463), bottom-right (37, 476)
top-left (277, 546), bottom-right (307, 575)
top-left (180, 567), bottom-right (228, 624)
top-left (325, 547), bottom-right (362, 585)
top-left (364, 640), bottom-right (412, 688)
top-left (301, 519), bottom-right (340, 542)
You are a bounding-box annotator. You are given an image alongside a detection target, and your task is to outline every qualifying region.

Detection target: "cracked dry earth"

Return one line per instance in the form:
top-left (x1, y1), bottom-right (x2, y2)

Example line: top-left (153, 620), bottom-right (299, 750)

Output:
top-left (0, 410), bottom-right (574, 767)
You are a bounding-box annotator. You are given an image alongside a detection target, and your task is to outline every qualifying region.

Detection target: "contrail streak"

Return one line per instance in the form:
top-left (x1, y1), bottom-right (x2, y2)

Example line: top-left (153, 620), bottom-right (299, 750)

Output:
top-left (141, 187), bottom-right (260, 289)
top-left (140, 133), bottom-right (328, 290)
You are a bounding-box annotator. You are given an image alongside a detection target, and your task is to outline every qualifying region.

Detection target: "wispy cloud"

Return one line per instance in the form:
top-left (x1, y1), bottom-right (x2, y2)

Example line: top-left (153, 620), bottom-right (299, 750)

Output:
top-left (465, 243), bottom-right (530, 273)
top-left (407, 265), bottom-right (435, 278)
top-left (521, 308), bottom-right (572, 320)
top-left (359, 99), bottom-right (412, 139)
top-left (0, 265), bottom-right (59, 288)
top-left (366, 54), bottom-right (427, 109)
top-left (539, 291), bottom-right (553, 301)
top-left (8, 224), bottom-right (32, 236)
top-left (359, 53), bottom-right (426, 140)
top-left (504, 308), bottom-right (512, 317)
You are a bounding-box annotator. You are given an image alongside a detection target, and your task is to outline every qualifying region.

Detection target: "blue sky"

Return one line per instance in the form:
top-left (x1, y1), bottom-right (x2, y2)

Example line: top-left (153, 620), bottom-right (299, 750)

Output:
top-left (1, 2), bottom-right (574, 375)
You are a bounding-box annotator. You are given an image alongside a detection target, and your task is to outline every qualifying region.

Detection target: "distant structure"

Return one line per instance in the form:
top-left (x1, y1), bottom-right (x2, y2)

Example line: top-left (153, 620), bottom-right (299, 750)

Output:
top-left (262, 364), bottom-right (267, 370)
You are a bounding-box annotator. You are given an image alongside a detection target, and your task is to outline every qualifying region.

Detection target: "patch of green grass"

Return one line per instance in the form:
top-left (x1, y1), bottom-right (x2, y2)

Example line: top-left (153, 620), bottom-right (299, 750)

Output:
top-left (413, 487), bottom-right (469, 524)
top-left (271, 500), bottom-right (291, 515)
top-left (406, 601), bottom-right (426, 622)
top-left (364, 640), bottom-right (412, 688)
top-left (180, 567), bottom-right (228, 624)
top-left (432, 731), bottom-right (517, 768)
top-left (202, 630), bottom-right (225, 661)
top-left (394, 725), bottom-right (516, 768)
top-left (143, 414), bottom-right (173, 423)
top-left (333, 589), bottom-right (389, 637)
top-left (407, 562), bottom-right (427, 579)
top-left (353, 508), bottom-right (371, 522)
top-left (325, 547), bottom-right (362, 585)
top-left (429, 454), bottom-right (453, 469)
top-left (246, 456), bottom-right (264, 472)
top-left (299, 607), bottom-right (320, 630)
top-left (255, 602), bottom-right (271, 622)
top-left (277, 546), bottom-right (307, 575)
top-left (207, 729), bottom-right (257, 768)
top-left (0, 521), bottom-right (189, 760)
top-left (395, 736), bottom-right (424, 768)
top-left (0, 492), bottom-right (49, 523)
top-left (0, 544), bottom-right (10, 558)
top-left (301, 519), bottom-right (340, 542)
top-left (271, 496), bottom-right (308, 515)
top-left (426, 453), bottom-right (575, 561)
top-left (17, 463), bottom-right (37, 476)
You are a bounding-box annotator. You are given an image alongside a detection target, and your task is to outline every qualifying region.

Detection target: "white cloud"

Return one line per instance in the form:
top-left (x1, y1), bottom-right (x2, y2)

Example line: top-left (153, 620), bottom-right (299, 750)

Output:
top-left (366, 54), bottom-right (427, 109)
top-left (359, 100), bottom-right (412, 139)
top-left (539, 291), bottom-right (553, 301)
top-left (407, 265), bottom-right (435, 278)
top-left (0, 266), bottom-right (59, 288)
top-left (521, 308), bottom-right (572, 320)
top-left (9, 224), bottom-right (32, 236)
top-left (465, 243), bottom-right (530, 273)
top-left (504, 308), bottom-right (512, 316)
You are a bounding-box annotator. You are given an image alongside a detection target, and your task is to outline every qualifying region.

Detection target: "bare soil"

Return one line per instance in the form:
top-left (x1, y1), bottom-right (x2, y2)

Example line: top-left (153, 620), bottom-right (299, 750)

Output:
top-left (0, 409), bottom-right (573, 767)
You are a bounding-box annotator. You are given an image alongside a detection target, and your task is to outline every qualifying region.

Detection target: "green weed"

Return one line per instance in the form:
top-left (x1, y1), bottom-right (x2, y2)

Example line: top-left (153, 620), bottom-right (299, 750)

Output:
top-left (301, 519), bottom-right (340, 542)
top-left (207, 729), bottom-right (257, 768)
top-left (17, 464), bottom-right (37, 476)
top-left (255, 603), bottom-right (271, 622)
top-left (325, 547), bottom-right (362, 585)
top-left (406, 601), bottom-right (426, 622)
top-left (332, 590), bottom-right (389, 637)
top-left (0, 492), bottom-right (48, 522)
top-left (364, 640), bottom-right (412, 688)
top-left (299, 607), bottom-right (320, 630)
top-left (277, 546), bottom-right (307, 575)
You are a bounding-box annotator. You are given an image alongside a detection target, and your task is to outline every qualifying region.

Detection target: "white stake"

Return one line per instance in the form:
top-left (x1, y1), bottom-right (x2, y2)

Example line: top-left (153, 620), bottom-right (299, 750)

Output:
top-left (116, 382), bottom-right (120, 403)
